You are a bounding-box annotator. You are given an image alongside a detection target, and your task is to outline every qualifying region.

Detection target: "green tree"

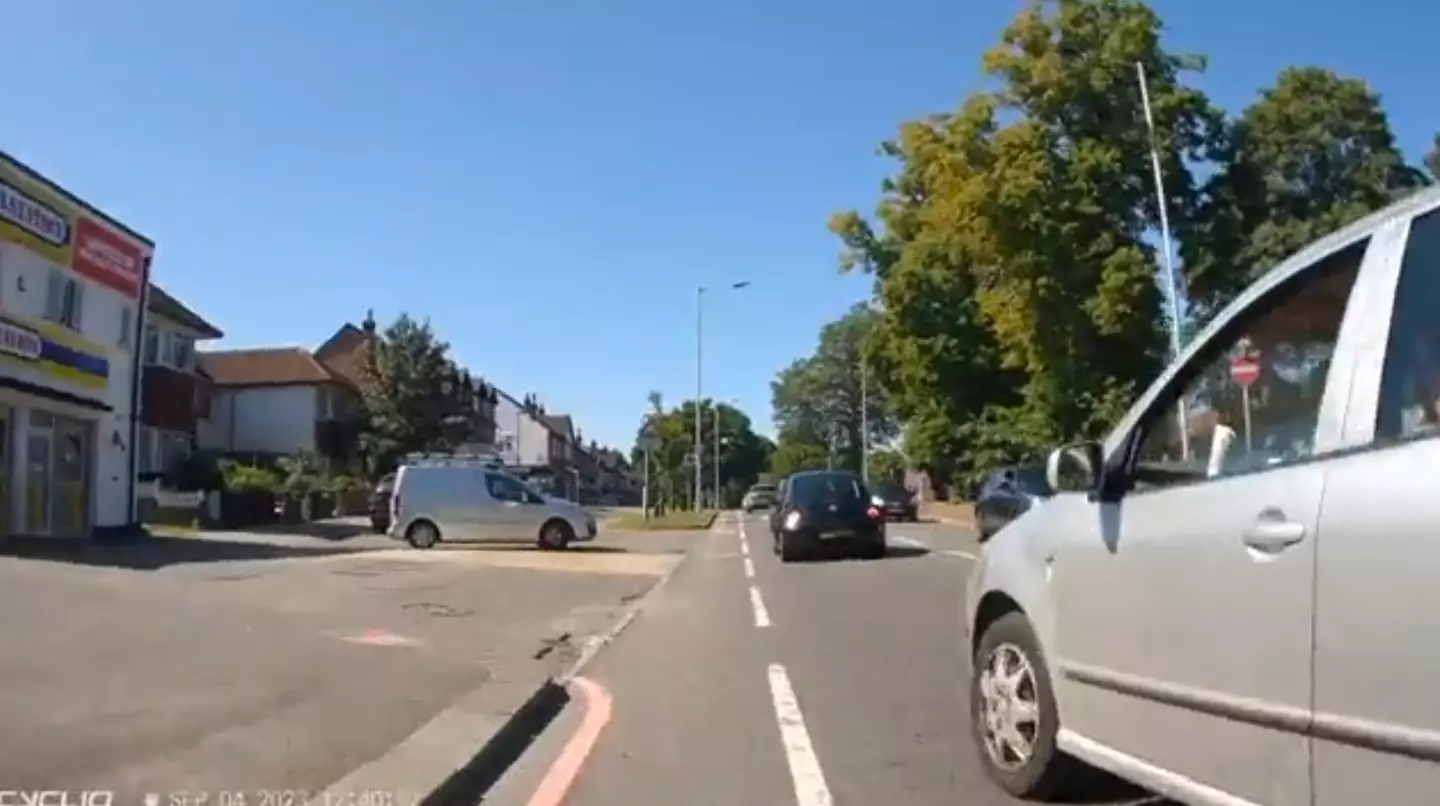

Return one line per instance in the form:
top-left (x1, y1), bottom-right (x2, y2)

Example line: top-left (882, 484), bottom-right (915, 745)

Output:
top-left (1187, 66), bottom-right (1428, 312)
top-left (867, 448), bottom-right (907, 484)
top-left (834, 0), bottom-right (1225, 485)
top-left (358, 312), bottom-right (465, 475)
top-left (632, 398), bottom-right (773, 509)
top-left (770, 304), bottom-right (900, 475)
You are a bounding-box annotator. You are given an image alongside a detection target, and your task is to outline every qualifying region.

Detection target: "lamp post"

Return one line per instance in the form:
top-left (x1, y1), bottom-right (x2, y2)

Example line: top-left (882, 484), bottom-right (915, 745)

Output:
top-left (695, 281), bottom-right (751, 511)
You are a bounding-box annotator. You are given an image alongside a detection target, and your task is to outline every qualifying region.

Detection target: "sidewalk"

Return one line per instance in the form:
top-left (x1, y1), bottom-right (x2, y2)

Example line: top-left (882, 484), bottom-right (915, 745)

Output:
top-left (0, 539), bottom-right (674, 802)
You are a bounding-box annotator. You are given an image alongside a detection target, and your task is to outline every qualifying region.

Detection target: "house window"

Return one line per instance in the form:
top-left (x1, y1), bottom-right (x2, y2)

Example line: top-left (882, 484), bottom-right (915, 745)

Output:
top-left (44, 270), bottom-right (83, 330)
top-left (143, 325), bottom-right (160, 364)
top-left (159, 430), bottom-right (191, 470)
top-left (118, 307), bottom-right (133, 349)
top-left (138, 426), bottom-right (156, 474)
top-left (166, 333), bottom-right (194, 371)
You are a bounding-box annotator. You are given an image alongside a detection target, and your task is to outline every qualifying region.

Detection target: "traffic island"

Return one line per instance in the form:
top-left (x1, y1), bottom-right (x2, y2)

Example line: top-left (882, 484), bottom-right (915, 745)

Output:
top-left (603, 510), bottom-right (718, 531)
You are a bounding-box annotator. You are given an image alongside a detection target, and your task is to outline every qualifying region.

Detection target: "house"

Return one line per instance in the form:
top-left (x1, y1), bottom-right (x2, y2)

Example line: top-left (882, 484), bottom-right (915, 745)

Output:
top-left (137, 284), bottom-right (223, 476)
top-left (197, 325), bottom-right (365, 465)
top-left (0, 150), bottom-right (152, 536)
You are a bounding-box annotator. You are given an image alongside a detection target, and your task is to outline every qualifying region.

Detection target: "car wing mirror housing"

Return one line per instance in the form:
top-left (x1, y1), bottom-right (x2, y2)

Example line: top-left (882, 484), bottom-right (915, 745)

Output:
top-left (1046, 441), bottom-right (1106, 497)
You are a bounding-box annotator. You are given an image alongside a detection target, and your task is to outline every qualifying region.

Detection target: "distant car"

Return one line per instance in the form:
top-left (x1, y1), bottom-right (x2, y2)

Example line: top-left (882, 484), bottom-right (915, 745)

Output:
top-left (742, 483), bottom-right (778, 512)
top-left (389, 458), bottom-right (596, 550)
top-left (869, 479), bottom-right (918, 522)
top-left (370, 474), bottom-right (395, 533)
top-left (770, 469), bottom-right (886, 562)
top-left (973, 464), bottom-right (1052, 541)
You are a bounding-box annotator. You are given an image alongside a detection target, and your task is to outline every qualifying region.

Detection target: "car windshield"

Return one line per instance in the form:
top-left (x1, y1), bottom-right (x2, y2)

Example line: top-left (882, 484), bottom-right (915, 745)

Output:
top-left (789, 472), bottom-right (867, 504)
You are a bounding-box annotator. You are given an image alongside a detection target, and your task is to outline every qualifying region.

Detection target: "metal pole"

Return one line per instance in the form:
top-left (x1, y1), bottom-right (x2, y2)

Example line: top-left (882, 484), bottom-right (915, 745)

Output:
top-left (695, 286), bottom-right (704, 512)
top-left (860, 359), bottom-right (869, 483)
top-left (713, 403), bottom-right (721, 510)
top-left (1137, 61), bottom-right (1191, 461)
top-left (642, 448), bottom-right (650, 521)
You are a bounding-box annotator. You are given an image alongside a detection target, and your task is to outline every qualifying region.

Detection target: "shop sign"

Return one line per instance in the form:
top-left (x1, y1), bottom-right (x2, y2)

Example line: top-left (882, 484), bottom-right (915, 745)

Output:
top-left (0, 319), bottom-right (42, 362)
top-left (0, 155), bottom-right (149, 300)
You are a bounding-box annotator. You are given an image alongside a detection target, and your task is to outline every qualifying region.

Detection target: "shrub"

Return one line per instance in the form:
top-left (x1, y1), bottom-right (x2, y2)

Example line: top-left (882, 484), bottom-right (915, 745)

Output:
top-left (221, 460), bottom-right (281, 493)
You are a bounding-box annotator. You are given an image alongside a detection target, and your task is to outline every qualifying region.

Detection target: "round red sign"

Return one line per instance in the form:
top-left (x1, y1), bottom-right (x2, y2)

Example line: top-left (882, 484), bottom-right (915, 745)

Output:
top-left (1230, 357), bottom-right (1261, 387)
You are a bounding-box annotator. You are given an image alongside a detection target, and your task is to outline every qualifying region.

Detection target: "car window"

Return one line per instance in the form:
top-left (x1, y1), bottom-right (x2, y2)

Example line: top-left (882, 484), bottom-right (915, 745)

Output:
top-left (485, 472), bottom-right (529, 502)
top-left (1377, 209), bottom-right (1440, 444)
top-left (789, 472), bottom-right (867, 503)
top-left (1131, 239), bottom-right (1365, 491)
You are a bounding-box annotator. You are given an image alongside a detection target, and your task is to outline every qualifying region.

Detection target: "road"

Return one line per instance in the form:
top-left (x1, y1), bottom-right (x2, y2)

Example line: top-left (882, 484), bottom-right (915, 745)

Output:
top-left (510, 511), bottom-right (1171, 806)
top-left (0, 528), bottom-right (689, 802)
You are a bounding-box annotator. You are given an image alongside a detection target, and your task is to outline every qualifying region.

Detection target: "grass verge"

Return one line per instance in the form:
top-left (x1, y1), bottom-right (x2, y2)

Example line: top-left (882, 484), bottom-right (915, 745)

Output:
top-left (605, 510), bottom-right (718, 532)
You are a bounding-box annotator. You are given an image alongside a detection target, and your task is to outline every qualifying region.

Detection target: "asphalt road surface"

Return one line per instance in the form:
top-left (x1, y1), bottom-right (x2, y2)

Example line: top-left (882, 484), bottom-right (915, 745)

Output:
top-left (521, 511), bottom-right (1173, 806)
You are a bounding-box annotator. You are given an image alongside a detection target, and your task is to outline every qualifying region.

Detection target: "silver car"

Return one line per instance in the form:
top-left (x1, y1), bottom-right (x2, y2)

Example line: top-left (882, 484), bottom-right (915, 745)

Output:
top-left (965, 186), bottom-right (1440, 806)
top-left (389, 459), bottom-right (596, 550)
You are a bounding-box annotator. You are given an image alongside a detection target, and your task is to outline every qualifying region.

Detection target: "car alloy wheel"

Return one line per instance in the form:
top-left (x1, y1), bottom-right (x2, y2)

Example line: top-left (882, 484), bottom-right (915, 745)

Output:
top-left (977, 641), bottom-right (1042, 771)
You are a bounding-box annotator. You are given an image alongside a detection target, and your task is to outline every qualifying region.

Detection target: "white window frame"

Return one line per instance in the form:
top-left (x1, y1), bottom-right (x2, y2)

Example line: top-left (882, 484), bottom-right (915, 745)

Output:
top-left (143, 324), bottom-right (160, 365)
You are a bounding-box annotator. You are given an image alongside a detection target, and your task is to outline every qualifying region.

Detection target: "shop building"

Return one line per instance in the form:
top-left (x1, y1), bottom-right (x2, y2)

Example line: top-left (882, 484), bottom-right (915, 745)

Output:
top-left (0, 151), bottom-right (151, 537)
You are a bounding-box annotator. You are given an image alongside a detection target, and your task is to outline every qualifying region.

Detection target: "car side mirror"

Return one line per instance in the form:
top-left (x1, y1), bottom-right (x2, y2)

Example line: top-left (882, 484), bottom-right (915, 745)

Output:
top-left (1046, 441), bottom-right (1104, 495)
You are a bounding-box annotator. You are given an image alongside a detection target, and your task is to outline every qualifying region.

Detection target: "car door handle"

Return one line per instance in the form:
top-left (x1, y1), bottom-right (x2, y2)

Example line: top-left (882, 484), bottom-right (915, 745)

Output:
top-left (1242, 518), bottom-right (1306, 552)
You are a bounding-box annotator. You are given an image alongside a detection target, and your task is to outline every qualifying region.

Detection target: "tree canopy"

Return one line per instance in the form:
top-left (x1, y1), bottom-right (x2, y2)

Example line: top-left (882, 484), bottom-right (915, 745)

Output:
top-left (631, 394), bottom-right (774, 509)
top-left (770, 303), bottom-right (899, 477)
top-left (812, 0), bottom-right (1428, 495)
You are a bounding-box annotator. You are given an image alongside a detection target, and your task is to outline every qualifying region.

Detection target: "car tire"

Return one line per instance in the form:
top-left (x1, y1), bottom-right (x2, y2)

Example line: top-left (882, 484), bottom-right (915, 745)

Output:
top-left (778, 532), bottom-right (805, 563)
top-left (970, 611), bottom-right (1076, 799)
top-left (405, 520), bottom-right (440, 550)
top-left (538, 519), bottom-right (574, 551)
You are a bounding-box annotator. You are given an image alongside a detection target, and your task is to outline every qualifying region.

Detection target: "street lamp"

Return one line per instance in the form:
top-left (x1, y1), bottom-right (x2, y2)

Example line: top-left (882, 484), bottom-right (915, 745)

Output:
top-left (695, 281), bottom-right (750, 511)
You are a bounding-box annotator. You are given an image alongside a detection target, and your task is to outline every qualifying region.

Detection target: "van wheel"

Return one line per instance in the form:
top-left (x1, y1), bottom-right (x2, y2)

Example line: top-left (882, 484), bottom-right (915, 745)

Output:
top-left (406, 521), bottom-right (440, 550)
top-left (971, 611), bottom-right (1076, 799)
top-left (538, 519), bottom-right (573, 551)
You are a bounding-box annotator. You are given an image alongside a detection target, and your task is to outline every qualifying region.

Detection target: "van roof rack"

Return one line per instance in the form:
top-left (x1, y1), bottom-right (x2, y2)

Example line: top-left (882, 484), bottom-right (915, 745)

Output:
top-left (403, 450), bottom-right (505, 468)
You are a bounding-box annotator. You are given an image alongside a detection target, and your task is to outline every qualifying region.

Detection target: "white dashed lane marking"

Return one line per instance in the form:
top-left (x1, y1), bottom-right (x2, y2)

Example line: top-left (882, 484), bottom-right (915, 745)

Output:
top-left (767, 663), bottom-right (834, 806)
top-left (749, 584), bottom-right (772, 628)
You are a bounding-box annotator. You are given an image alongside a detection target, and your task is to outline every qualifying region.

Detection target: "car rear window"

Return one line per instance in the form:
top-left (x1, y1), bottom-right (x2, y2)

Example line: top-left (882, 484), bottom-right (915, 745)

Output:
top-left (749, 485), bottom-right (776, 494)
top-left (789, 473), bottom-right (866, 504)
top-left (873, 481), bottom-right (907, 498)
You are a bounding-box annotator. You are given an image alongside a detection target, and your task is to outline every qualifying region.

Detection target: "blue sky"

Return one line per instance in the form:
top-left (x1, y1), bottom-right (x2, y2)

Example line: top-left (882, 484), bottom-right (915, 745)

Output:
top-left (1, 0), bottom-right (1431, 451)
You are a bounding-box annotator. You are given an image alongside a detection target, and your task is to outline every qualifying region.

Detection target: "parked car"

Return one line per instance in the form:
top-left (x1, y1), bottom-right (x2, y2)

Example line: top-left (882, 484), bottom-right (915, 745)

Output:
top-left (964, 188), bottom-right (1440, 804)
top-left (741, 483), bottom-right (778, 512)
top-left (389, 458), bottom-right (596, 550)
top-left (868, 479), bottom-right (918, 521)
top-left (770, 469), bottom-right (885, 562)
top-left (972, 464), bottom-right (1052, 541)
top-left (369, 473), bottom-right (395, 533)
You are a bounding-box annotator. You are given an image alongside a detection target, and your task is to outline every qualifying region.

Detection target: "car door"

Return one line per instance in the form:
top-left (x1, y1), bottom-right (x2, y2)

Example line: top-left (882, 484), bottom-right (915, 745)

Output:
top-left (483, 471), bottom-right (543, 541)
top-left (1049, 230), bottom-right (1379, 805)
top-left (1310, 206), bottom-right (1440, 806)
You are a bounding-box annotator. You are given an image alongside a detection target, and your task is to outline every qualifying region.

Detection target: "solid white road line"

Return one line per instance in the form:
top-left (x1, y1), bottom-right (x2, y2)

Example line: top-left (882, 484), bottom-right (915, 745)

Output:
top-left (944, 549), bottom-right (979, 560)
top-left (743, 557), bottom-right (755, 578)
top-left (749, 585), bottom-right (772, 628)
top-left (767, 663), bottom-right (834, 806)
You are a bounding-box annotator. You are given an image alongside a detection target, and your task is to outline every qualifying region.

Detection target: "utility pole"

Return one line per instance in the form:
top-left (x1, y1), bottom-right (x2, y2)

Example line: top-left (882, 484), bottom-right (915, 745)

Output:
top-left (694, 286), bottom-right (704, 512)
top-left (1137, 61), bottom-right (1190, 460)
top-left (860, 358), bottom-right (869, 483)
top-left (693, 281), bottom-right (751, 511)
top-left (713, 403), bottom-right (721, 510)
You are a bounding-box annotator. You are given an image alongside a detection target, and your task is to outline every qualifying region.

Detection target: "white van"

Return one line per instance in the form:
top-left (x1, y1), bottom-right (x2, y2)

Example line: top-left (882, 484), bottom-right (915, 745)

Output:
top-left (388, 458), bottom-right (596, 550)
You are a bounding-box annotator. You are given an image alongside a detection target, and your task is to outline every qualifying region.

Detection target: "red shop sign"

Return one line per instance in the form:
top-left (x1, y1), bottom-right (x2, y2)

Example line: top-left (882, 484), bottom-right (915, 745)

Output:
top-left (71, 217), bottom-right (144, 299)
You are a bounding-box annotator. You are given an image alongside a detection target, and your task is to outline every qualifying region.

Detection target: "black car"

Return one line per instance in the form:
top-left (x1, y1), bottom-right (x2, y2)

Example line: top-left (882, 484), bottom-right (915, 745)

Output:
top-left (767, 476), bottom-right (790, 535)
top-left (370, 474), bottom-right (396, 533)
top-left (869, 479), bottom-right (918, 522)
top-left (770, 470), bottom-right (886, 562)
top-left (973, 464), bottom-right (1052, 541)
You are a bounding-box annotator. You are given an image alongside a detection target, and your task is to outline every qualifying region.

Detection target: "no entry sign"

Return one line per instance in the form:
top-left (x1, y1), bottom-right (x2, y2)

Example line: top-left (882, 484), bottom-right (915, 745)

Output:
top-left (1231, 356), bottom-right (1261, 387)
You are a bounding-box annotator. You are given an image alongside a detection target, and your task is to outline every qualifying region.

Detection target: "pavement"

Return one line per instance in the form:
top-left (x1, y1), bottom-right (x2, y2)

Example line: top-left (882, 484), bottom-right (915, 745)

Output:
top-left (0, 522), bottom-right (700, 803)
top-left (486, 511), bottom-right (1175, 806)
